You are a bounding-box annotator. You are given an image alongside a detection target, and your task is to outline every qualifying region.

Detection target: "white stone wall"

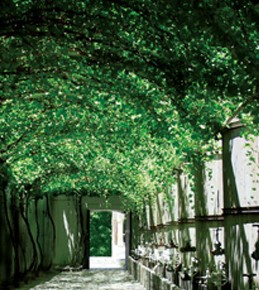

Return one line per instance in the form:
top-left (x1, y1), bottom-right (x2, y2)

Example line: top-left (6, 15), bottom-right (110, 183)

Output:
top-left (112, 211), bottom-right (125, 259)
top-left (177, 172), bottom-right (195, 220)
top-left (224, 127), bottom-right (259, 209)
top-left (204, 156), bottom-right (224, 216)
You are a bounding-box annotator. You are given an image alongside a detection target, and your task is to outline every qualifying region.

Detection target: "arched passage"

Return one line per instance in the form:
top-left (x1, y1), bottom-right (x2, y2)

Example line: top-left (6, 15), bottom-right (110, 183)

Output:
top-left (82, 196), bottom-right (131, 270)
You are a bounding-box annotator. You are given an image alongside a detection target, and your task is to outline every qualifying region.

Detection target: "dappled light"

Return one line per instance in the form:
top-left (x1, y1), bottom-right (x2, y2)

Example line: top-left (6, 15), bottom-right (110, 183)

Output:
top-left (0, 0), bottom-right (258, 289)
top-left (63, 211), bottom-right (75, 260)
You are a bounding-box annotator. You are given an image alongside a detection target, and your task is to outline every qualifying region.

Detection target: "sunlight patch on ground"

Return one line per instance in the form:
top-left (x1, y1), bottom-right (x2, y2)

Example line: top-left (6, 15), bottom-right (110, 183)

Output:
top-left (27, 270), bottom-right (146, 290)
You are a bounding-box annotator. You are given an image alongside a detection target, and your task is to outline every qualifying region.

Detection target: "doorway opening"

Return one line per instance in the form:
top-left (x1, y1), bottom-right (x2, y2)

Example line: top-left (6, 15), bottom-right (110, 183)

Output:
top-left (89, 211), bottom-right (126, 269)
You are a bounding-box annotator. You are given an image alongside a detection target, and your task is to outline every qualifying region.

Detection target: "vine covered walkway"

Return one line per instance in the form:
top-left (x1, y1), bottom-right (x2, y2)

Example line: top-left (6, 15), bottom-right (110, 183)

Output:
top-left (17, 270), bottom-right (146, 290)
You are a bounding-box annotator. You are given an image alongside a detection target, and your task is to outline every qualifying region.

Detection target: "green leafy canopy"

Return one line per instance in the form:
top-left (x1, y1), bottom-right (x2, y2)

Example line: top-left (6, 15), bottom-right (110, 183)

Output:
top-left (0, 0), bottom-right (258, 210)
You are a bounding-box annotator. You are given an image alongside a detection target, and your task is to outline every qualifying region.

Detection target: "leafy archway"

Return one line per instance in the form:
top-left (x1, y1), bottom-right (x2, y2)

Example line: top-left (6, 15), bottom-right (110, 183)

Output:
top-left (0, 0), bottom-right (258, 211)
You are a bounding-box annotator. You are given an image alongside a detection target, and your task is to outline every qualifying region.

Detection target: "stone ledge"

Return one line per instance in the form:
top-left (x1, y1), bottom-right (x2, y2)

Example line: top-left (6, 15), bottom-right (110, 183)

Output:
top-left (128, 257), bottom-right (181, 290)
top-left (223, 206), bottom-right (259, 215)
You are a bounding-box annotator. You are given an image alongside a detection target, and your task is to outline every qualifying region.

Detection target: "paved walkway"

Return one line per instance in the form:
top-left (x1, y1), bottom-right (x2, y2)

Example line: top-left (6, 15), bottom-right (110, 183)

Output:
top-left (19, 270), bottom-right (146, 290)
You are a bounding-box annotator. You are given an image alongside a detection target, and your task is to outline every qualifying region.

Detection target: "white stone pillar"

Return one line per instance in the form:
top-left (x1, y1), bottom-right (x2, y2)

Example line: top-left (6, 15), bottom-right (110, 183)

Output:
top-left (223, 123), bottom-right (259, 211)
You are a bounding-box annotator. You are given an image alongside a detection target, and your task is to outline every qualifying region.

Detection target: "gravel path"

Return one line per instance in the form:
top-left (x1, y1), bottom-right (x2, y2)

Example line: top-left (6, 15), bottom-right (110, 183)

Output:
top-left (27, 270), bottom-right (146, 290)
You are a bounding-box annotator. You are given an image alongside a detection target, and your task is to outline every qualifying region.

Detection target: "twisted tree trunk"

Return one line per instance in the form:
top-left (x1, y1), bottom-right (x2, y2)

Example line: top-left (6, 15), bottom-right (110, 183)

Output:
top-left (35, 198), bottom-right (44, 271)
top-left (19, 192), bottom-right (38, 273)
top-left (45, 195), bottom-right (56, 270)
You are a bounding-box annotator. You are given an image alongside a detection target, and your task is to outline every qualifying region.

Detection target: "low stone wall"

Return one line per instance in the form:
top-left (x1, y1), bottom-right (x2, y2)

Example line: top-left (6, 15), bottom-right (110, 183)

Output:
top-left (128, 257), bottom-right (181, 290)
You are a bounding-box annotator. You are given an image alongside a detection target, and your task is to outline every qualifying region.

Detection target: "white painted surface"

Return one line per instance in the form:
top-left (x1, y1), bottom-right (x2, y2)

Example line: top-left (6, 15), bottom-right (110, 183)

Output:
top-left (225, 131), bottom-right (259, 208)
top-left (204, 156), bottom-right (224, 215)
